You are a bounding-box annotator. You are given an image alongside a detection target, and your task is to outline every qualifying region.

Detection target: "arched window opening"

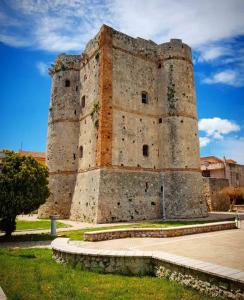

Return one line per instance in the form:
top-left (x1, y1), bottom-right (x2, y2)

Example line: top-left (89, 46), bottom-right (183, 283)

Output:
top-left (81, 96), bottom-right (85, 108)
top-left (65, 79), bottom-right (70, 87)
top-left (143, 145), bottom-right (149, 157)
top-left (141, 91), bottom-right (148, 104)
top-left (79, 146), bottom-right (83, 158)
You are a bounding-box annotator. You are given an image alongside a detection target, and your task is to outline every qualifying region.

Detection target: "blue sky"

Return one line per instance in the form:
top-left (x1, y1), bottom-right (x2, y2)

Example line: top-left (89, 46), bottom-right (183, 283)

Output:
top-left (0, 0), bottom-right (244, 163)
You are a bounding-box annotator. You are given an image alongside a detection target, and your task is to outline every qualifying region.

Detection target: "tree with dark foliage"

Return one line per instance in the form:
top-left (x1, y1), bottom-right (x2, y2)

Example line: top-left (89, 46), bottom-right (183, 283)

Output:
top-left (0, 150), bottom-right (49, 237)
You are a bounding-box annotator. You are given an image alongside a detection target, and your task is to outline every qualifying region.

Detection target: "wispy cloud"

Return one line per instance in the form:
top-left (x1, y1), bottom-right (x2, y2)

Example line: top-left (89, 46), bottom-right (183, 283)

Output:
top-left (1, 0), bottom-right (244, 52)
top-left (1, 0), bottom-right (244, 86)
top-left (197, 46), bottom-right (229, 62)
top-left (202, 70), bottom-right (240, 86)
top-left (199, 137), bottom-right (210, 147)
top-left (36, 62), bottom-right (49, 76)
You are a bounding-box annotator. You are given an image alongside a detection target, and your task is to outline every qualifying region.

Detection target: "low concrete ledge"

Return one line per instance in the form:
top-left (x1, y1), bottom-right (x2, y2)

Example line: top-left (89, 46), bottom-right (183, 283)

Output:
top-left (51, 238), bottom-right (244, 299)
top-left (84, 221), bottom-right (237, 242)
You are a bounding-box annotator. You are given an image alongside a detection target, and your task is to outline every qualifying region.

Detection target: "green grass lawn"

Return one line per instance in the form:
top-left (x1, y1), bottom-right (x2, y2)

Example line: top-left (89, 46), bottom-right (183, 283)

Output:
top-left (0, 248), bottom-right (221, 300)
top-left (15, 219), bottom-right (70, 231)
top-left (0, 219), bottom-right (231, 243)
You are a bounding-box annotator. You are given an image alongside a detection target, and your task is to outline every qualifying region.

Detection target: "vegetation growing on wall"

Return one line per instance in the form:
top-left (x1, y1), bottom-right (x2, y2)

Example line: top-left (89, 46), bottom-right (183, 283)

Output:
top-left (167, 64), bottom-right (177, 115)
top-left (90, 100), bottom-right (100, 129)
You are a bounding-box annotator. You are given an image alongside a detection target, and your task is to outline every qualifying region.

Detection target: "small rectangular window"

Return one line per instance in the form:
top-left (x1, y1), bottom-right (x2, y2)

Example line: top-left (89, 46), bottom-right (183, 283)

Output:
top-left (143, 145), bottom-right (149, 157)
top-left (79, 146), bottom-right (83, 158)
top-left (65, 79), bottom-right (70, 87)
top-left (141, 92), bottom-right (148, 104)
top-left (202, 170), bottom-right (210, 177)
top-left (81, 96), bottom-right (85, 108)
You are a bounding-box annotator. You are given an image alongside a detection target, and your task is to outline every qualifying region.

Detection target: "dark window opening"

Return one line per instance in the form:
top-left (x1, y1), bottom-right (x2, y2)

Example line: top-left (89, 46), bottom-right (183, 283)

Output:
top-left (74, 110), bottom-right (76, 115)
top-left (145, 182), bottom-right (149, 192)
top-left (143, 145), bottom-right (149, 157)
top-left (81, 96), bottom-right (85, 108)
top-left (76, 85), bottom-right (78, 91)
top-left (202, 170), bottom-right (210, 177)
top-left (141, 91), bottom-right (148, 104)
top-left (79, 146), bottom-right (83, 158)
top-left (95, 52), bottom-right (99, 61)
top-left (65, 79), bottom-right (70, 87)
top-left (159, 118), bottom-right (162, 123)
top-left (158, 63), bottom-right (161, 69)
top-left (161, 186), bottom-right (163, 192)
top-left (73, 153), bottom-right (76, 160)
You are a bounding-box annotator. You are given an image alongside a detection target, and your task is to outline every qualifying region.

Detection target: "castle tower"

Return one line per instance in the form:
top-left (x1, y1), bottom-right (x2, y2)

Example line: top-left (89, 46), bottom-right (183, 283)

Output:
top-left (38, 54), bottom-right (81, 218)
top-left (40, 25), bottom-right (208, 222)
top-left (158, 39), bottom-right (207, 218)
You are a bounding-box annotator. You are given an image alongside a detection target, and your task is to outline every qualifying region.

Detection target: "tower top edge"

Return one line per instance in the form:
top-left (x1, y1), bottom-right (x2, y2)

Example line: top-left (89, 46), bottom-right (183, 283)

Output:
top-left (49, 53), bottom-right (81, 75)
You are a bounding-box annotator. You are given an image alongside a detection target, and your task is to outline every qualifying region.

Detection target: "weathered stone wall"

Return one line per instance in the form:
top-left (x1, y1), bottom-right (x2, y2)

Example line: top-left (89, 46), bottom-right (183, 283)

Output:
top-left (96, 169), bottom-right (161, 223)
top-left (38, 55), bottom-right (81, 218)
top-left (78, 45), bottom-right (99, 170)
top-left (203, 177), bottom-right (229, 211)
top-left (70, 169), bottom-right (100, 222)
top-left (163, 172), bottom-right (207, 218)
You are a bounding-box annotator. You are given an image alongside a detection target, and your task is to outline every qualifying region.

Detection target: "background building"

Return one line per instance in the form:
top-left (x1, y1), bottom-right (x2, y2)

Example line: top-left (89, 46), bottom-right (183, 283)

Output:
top-left (201, 156), bottom-right (244, 187)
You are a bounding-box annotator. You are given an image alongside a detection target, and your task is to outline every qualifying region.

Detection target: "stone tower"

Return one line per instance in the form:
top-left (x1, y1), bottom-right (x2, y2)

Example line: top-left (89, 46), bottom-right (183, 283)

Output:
top-left (38, 25), bottom-right (208, 221)
top-left (38, 54), bottom-right (81, 218)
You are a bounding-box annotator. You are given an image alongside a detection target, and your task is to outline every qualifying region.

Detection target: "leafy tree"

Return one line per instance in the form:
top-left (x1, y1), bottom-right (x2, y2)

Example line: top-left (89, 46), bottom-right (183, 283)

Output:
top-left (0, 150), bottom-right (50, 237)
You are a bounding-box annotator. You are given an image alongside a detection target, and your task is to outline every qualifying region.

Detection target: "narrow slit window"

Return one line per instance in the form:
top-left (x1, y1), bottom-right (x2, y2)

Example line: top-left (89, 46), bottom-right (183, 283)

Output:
top-left (65, 79), bottom-right (70, 87)
top-left (143, 145), bottom-right (149, 157)
top-left (141, 91), bottom-right (148, 104)
top-left (81, 96), bottom-right (85, 108)
top-left (79, 146), bottom-right (83, 158)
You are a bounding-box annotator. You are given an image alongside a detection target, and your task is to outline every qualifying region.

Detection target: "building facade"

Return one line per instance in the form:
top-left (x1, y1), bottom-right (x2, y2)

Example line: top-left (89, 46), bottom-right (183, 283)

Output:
top-left (201, 156), bottom-right (244, 187)
top-left (38, 25), bottom-right (208, 222)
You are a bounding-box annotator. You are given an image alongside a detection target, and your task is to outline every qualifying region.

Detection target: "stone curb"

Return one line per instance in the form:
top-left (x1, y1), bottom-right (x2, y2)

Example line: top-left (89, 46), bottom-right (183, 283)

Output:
top-left (51, 237), bottom-right (244, 286)
top-left (84, 221), bottom-right (237, 241)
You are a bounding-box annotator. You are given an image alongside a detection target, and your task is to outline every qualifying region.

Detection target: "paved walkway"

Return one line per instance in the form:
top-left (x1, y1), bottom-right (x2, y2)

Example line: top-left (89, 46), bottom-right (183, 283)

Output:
top-left (71, 221), bottom-right (244, 271)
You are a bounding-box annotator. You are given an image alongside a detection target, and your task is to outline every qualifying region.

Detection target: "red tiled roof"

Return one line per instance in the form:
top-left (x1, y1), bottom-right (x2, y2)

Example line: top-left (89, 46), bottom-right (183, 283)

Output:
top-left (18, 151), bottom-right (46, 160)
top-left (200, 156), bottom-right (223, 163)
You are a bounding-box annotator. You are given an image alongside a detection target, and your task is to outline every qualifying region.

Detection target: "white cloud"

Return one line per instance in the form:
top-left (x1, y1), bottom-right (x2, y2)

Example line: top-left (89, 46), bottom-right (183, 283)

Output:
top-left (197, 46), bottom-right (229, 62)
top-left (1, 0), bottom-right (244, 86)
top-left (36, 62), bottom-right (49, 76)
top-left (203, 70), bottom-right (239, 86)
top-left (109, 0), bottom-right (244, 47)
top-left (0, 33), bottom-right (29, 47)
top-left (199, 137), bottom-right (210, 147)
top-left (198, 117), bottom-right (240, 139)
top-left (1, 0), bottom-right (244, 52)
